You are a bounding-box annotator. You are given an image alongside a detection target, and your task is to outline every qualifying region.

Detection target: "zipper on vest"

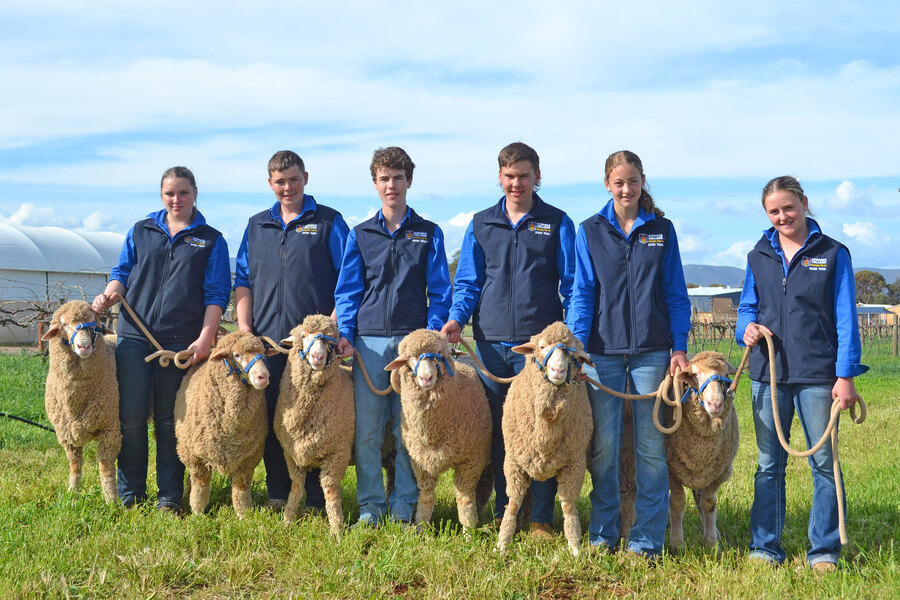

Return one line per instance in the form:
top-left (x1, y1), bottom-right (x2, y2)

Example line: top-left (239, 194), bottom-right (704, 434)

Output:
top-left (280, 230), bottom-right (287, 335)
top-left (151, 240), bottom-right (176, 333)
top-left (625, 241), bottom-right (637, 354)
top-left (509, 229), bottom-right (518, 341)
top-left (387, 237), bottom-right (397, 335)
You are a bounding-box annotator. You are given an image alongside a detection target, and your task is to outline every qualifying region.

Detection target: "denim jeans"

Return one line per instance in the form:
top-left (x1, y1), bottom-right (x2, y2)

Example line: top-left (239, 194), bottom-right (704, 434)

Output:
top-left (584, 350), bottom-right (670, 555)
top-left (116, 337), bottom-right (187, 509)
top-left (475, 341), bottom-right (557, 523)
top-left (352, 335), bottom-right (418, 522)
top-left (749, 380), bottom-right (843, 567)
top-left (262, 353), bottom-right (324, 507)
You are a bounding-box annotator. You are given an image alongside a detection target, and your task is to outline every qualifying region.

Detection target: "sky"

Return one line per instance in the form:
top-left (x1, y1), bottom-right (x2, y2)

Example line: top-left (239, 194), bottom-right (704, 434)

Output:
top-left (1, 1), bottom-right (898, 270)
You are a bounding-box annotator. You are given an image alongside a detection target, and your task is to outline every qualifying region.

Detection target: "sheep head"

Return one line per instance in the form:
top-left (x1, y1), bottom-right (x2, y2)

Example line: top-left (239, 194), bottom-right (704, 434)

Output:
top-left (42, 300), bottom-right (101, 358)
top-left (210, 331), bottom-right (271, 390)
top-left (512, 322), bottom-right (592, 387)
top-left (385, 329), bottom-right (454, 392)
top-left (282, 314), bottom-right (340, 372)
top-left (677, 351), bottom-right (731, 418)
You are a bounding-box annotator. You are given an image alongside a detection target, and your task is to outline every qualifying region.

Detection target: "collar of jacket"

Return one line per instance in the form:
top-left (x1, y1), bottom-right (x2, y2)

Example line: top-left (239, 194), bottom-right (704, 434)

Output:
top-left (146, 208), bottom-right (206, 237)
top-left (360, 206), bottom-right (423, 235)
top-left (482, 193), bottom-right (551, 228)
top-left (265, 195), bottom-right (318, 229)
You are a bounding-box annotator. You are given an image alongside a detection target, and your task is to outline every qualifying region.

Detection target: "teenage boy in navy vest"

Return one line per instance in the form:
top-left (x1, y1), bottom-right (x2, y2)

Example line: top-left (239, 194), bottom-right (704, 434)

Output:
top-left (234, 150), bottom-right (350, 513)
top-left (335, 147), bottom-right (452, 526)
top-left (441, 142), bottom-right (576, 536)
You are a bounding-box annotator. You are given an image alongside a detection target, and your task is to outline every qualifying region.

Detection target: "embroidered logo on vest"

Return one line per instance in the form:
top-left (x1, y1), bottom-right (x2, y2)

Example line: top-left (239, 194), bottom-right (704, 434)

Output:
top-left (184, 236), bottom-right (209, 248)
top-left (801, 256), bottom-right (828, 271)
top-left (528, 221), bottom-right (552, 236)
top-left (298, 224), bottom-right (319, 235)
top-left (406, 231), bottom-right (429, 243)
top-left (638, 233), bottom-right (664, 247)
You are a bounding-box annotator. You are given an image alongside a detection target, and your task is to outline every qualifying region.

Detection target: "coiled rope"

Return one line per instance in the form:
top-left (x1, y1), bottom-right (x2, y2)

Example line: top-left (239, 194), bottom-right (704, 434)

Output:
top-left (116, 296), bottom-right (194, 369)
top-left (732, 329), bottom-right (866, 544)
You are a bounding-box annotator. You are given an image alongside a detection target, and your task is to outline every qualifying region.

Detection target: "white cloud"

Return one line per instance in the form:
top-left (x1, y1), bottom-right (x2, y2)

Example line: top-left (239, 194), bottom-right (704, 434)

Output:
top-left (0, 203), bottom-right (58, 227)
top-left (345, 206), bottom-right (377, 227)
top-left (448, 211), bottom-right (475, 228)
top-left (80, 211), bottom-right (116, 232)
top-left (709, 240), bottom-right (755, 268)
top-left (842, 221), bottom-right (882, 247)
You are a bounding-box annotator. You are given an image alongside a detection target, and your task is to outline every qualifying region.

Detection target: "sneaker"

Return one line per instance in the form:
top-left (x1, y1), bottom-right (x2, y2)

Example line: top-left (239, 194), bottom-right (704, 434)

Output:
top-left (352, 514), bottom-right (377, 530)
top-left (812, 562), bottom-right (837, 574)
top-left (264, 499), bottom-right (287, 513)
top-left (530, 522), bottom-right (554, 540)
top-left (157, 503), bottom-right (182, 516)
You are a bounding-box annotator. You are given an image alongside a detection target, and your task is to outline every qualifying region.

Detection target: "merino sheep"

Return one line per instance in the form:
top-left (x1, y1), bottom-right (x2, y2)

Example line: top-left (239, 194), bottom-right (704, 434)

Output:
top-left (384, 329), bottom-right (491, 531)
top-left (496, 322), bottom-right (593, 556)
top-left (274, 314), bottom-right (354, 534)
top-left (174, 331), bottom-right (271, 517)
top-left (665, 351), bottom-right (738, 548)
top-left (42, 300), bottom-right (121, 503)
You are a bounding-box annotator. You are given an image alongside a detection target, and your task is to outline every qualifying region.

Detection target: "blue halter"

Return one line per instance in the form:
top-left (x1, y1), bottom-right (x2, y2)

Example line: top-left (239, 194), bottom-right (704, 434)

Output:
top-left (225, 353), bottom-right (264, 386)
top-left (62, 322), bottom-right (99, 353)
top-left (413, 352), bottom-right (454, 379)
top-left (532, 343), bottom-right (577, 386)
top-left (297, 333), bottom-right (339, 367)
top-left (680, 374), bottom-right (734, 408)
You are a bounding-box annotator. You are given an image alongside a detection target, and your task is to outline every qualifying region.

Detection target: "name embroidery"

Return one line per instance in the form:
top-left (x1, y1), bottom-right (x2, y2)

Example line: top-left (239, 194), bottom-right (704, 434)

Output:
top-left (801, 256), bottom-right (828, 271)
top-left (184, 236), bottom-right (209, 248)
top-left (639, 233), bottom-right (664, 247)
top-left (528, 221), bottom-right (552, 236)
top-left (406, 231), bottom-right (429, 243)
top-left (298, 224), bottom-right (319, 235)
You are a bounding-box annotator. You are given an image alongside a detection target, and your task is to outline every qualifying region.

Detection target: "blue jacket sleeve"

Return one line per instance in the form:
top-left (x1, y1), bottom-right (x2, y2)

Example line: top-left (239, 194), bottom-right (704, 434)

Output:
top-left (448, 221), bottom-right (484, 325)
top-left (203, 236), bottom-right (232, 310)
top-left (833, 248), bottom-right (868, 377)
top-left (109, 225), bottom-right (137, 288)
top-left (735, 262), bottom-right (758, 346)
top-left (426, 226), bottom-right (453, 330)
top-left (233, 226), bottom-right (250, 290)
top-left (334, 229), bottom-right (364, 346)
top-left (329, 213), bottom-right (351, 273)
top-left (557, 215), bottom-right (576, 318)
top-left (661, 222), bottom-right (692, 353)
top-left (566, 225), bottom-right (596, 348)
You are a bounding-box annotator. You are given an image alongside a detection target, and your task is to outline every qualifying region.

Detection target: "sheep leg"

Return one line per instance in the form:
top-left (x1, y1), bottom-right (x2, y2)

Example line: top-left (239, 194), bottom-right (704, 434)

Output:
top-left (283, 464), bottom-right (307, 523)
top-left (63, 444), bottom-right (84, 491)
top-left (452, 463), bottom-right (482, 530)
top-left (413, 467), bottom-right (438, 530)
top-left (496, 467), bottom-right (530, 552)
top-left (320, 460), bottom-right (347, 536)
top-left (96, 430), bottom-right (121, 504)
top-left (231, 470), bottom-right (253, 519)
top-left (695, 486), bottom-right (720, 547)
top-left (669, 481), bottom-right (687, 549)
top-left (557, 464), bottom-right (585, 557)
top-left (188, 464), bottom-right (212, 514)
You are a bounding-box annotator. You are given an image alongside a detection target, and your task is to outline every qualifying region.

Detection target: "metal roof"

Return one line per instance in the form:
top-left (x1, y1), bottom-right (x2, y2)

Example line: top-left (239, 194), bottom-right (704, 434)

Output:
top-left (0, 223), bottom-right (124, 274)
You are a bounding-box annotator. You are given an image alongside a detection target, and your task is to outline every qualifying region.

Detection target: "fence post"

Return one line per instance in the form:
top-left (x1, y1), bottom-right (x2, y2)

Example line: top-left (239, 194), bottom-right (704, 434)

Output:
top-left (894, 313), bottom-right (898, 358)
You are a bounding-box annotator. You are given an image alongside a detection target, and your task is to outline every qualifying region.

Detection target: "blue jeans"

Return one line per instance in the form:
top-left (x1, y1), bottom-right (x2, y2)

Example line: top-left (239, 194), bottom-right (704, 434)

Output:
top-left (475, 341), bottom-right (557, 523)
top-left (749, 380), bottom-right (843, 567)
top-left (584, 350), bottom-right (670, 555)
top-left (262, 353), bottom-right (324, 507)
top-left (116, 337), bottom-right (187, 509)
top-left (352, 335), bottom-right (418, 522)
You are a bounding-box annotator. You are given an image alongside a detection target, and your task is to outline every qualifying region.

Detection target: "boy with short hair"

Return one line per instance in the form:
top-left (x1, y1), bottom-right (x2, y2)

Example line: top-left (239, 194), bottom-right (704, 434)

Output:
top-left (335, 146), bottom-right (452, 526)
top-left (234, 150), bottom-right (350, 512)
top-left (441, 141), bottom-right (576, 535)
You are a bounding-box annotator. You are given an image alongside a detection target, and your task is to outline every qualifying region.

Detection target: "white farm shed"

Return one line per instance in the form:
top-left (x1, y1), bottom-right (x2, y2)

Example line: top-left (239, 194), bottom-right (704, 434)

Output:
top-left (0, 223), bottom-right (124, 344)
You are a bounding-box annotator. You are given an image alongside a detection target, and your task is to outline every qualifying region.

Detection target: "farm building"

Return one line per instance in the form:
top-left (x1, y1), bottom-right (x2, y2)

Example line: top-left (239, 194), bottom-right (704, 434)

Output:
top-left (687, 286), bottom-right (742, 317)
top-left (0, 223), bottom-right (124, 344)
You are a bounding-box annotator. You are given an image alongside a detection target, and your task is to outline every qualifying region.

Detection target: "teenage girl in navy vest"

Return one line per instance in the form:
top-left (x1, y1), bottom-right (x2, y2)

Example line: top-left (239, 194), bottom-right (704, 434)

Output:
top-left (567, 150), bottom-right (691, 557)
top-left (736, 176), bottom-right (866, 572)
top-left (92, 166), bottom-right (231, 513)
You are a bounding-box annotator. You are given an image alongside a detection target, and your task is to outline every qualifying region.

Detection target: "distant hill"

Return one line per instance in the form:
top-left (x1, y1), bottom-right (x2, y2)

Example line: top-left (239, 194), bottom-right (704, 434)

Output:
top-left (682, 264), bottom-right (900, 288)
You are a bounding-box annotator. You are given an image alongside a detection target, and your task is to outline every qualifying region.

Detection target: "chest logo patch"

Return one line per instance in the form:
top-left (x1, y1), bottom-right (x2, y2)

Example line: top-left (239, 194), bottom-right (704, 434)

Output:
top-left (801, 256), bottom-right (828, 271)
top-left (406, 230), bottom-right (429, 243)
top-left (184, 236), bottom-right (209, 248)
top-left (528, 221), bottom-right (553, 236)
top-left (298, 224), bottom-right (319, 235)
top-left (638, 233), bottom-right (664, 247)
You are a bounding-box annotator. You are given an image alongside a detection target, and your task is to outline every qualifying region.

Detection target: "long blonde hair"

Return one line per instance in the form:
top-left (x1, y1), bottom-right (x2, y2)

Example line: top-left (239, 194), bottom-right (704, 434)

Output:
top-left (604, 150), bottom-right (664, 218)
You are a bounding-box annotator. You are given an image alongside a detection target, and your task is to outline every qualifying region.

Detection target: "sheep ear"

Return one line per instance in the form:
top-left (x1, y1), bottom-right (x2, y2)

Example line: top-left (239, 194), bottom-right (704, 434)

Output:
top-left (280, 335), bottom-right (294, 346)
top-left (384, 356), bottom-right (408, 371)
top-left (390, 369), bottom-right (402, 394)
top-left (210, 347), bottom-right (229, 361)
top-left (265, 348), bottom-right (281, 357)
top-left (575, 349), bottom-right (593, 367)
top-left (511, 342), bottom-right (535, 355)
top-left (41, 322), bottom-right (60, 341)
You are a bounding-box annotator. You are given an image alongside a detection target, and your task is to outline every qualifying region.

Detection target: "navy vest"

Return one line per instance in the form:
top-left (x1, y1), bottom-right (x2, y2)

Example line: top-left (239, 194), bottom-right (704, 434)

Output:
top-left (246, 202), bottom-right (340, 340)
top-left (471, 195), bottom-right (566, 342)
top-left (117, 217), bottom-right (222, 349)
top-left (354, 209), bottom-right (436, 337)
top-left (748, 232), bottom-right (844, 384)
top-left (582, 214), bottom-right (673, 354)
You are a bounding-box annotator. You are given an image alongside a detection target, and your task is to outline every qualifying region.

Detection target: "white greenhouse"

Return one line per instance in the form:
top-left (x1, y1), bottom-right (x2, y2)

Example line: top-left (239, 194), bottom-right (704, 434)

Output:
top-left (0, 223), bottom-right (124, 344)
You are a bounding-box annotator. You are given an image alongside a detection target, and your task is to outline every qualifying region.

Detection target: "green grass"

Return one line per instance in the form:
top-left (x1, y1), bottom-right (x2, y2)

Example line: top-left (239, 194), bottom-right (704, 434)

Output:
top-left (1, 350), bottom-right (898, 598)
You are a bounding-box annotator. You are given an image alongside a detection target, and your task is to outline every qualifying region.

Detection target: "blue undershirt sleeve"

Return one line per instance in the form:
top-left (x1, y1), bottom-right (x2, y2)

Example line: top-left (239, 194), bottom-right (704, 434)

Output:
top-left (833, 248), bottom-right (868, 377)
top-left (736, 262), bottom-right (758, 346)
top-left (329, 213), bottom-right (351, 273)
top-left (203, 236), bottom-right (232, 310)
top-left (661, 223), bottom-right (692, 353)
top-left (233, 226), bottom-right (250, 290)
top-left (334, 230), bottom-right (364, 346)
top-left (557, 215), bottom-right (576, 319)
top-left (109, 225), bottom-right (137, 289)
top-left (566, 225), bottom-right (596, 348)
top-left (448, 221), bottom-right (484, 325)
top-left (426, 226), bottom-right (453, 330)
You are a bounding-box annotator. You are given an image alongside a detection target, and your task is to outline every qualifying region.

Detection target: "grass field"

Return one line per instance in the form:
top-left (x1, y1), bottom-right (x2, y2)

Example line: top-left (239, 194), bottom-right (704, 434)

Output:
top-left (0, 348), bottom-right (897, 599)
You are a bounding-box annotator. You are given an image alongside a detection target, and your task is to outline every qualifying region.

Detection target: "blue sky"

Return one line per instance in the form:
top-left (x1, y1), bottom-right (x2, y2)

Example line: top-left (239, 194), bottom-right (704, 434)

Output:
top-left (1, 1), bottom-right (898, 269)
